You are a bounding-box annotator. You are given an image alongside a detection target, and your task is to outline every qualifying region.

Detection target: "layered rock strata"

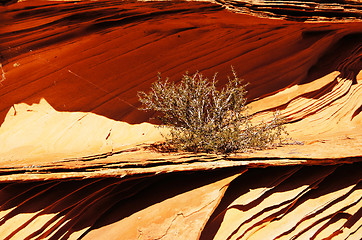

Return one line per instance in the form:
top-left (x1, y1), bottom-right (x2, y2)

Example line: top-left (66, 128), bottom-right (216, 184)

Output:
top-left (0, 0), bottom-right (361, 239)
top-left (0, 163), bottom-right (360, 239)
top-left (218, 0), bottom-right (362, 21)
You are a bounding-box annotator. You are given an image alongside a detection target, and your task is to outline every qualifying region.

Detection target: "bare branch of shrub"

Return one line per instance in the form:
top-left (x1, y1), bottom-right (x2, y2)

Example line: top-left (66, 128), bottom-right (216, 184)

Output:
top-left (138, 68), bottom-right (288, 154)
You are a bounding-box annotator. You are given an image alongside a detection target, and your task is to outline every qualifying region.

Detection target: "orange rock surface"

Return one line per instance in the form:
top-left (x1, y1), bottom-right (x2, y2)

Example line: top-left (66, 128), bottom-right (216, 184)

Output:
top-left (0, 0), bottom-right (361, 239)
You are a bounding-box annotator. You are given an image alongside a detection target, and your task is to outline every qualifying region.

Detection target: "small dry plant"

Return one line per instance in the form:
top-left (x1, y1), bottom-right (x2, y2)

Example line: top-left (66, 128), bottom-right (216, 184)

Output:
top-left (138, 69), bottom-right (287, 154)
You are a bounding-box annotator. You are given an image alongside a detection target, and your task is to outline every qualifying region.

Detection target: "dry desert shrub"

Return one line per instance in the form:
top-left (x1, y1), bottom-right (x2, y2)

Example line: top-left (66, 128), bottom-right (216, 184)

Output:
top-left (138, 69), bottom-right (287, 154)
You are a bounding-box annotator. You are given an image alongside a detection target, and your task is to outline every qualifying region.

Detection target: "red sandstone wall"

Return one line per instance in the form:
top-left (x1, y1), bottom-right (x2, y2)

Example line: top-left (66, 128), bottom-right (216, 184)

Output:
top-left (0, 1), bottom-right (361, 239)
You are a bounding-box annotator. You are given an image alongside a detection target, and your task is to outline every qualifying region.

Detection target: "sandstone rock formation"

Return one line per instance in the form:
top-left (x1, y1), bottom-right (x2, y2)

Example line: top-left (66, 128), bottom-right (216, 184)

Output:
top-left (219, 0), bottom-right (362, 21)
top-left (0, 0), bottom-right (361, 239)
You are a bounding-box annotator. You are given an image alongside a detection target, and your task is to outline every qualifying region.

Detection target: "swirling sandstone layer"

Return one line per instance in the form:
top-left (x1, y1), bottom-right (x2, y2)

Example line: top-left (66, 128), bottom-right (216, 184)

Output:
top-left (0, 0), bottom-right (361, 239)
top-left (0, 163), bottom-right (361, 240)
top-left (219, 0), bottom-right (362, 21)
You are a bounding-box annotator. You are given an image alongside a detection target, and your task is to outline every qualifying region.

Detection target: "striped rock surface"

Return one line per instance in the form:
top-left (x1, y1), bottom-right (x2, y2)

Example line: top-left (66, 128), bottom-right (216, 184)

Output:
top-left (0, 0), bottom-right (361, 239)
